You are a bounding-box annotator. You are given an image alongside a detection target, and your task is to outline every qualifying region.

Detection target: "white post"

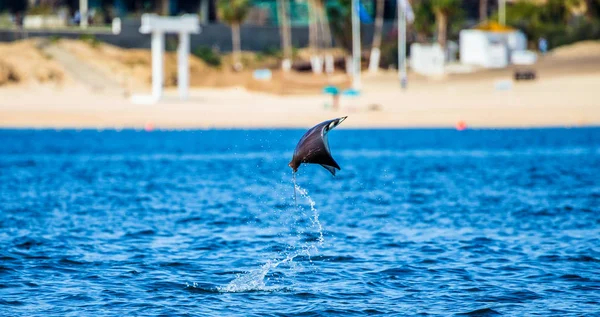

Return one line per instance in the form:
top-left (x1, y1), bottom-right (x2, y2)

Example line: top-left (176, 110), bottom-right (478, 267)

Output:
top-left (368, 47), bottom-right (380, 74)
top-left (325, 54), bottom-right (334, 74)
top-left (499, 0), bottom-right (506, 25)
top-left (151, 31), bottom-right (164, 101)
top-left (351, 0), bottom-right (361, 90)
top-left (398, 0), bottom-right (407, 89)
top-left (134, 14), bottom-right (200, 104)
top-left (311, 56), bottom-right (323, 74)
top-left (80, 0), bottom-right (88, 29)
top-left (178, 32), bottom-right (190, 99)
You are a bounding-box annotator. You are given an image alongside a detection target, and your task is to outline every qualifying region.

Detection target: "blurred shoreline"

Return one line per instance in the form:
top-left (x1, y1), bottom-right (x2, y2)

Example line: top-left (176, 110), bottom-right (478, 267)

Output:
top-left (1, 40), bottom-right (599, 129)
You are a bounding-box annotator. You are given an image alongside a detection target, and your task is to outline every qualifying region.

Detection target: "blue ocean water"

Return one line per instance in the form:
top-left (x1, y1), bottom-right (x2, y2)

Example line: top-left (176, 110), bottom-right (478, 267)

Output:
top-left (0, 128), bottom-right (599, 316)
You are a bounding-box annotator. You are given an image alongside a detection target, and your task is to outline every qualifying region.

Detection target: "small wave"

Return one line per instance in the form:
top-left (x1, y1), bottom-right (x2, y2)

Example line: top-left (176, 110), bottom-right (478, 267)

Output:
top-left (123, 229), bottom-right (156, 238)
top-left (185, 282), bottom-right (221, 294)
top-left (560, 274), bottom-right (592, 282)
top-left (376, 267), bottom-right (416, 276)
top-left (338, 147), bottom-right (597, 159)
top-left (0, 266), bottom-right (15, 273)
top-left (0, 152), bottom-right (288, 163)
top-left (568, 255), bottom-right (600, 263)
top-left (0, 299), bottom-right (25, 306)
top-left (308, 255), bottom-right (358, 263)
top-left (539, 255), bottom-right (600, 263)
top-left (13, 239), bottom-right (45, 250)
top-left (456, 307), bottom-right (501, 316)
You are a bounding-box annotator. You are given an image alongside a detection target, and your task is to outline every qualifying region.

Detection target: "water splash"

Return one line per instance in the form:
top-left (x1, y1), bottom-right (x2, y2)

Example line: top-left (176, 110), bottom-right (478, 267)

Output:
top-left (217, 252), bottom-right (304, 293)
top-left (218, 183), bottom-right (324, 293)
top-left (292, 171), bottom-right (298, 207)
top-left (294, 184), bottom-right (324, 246)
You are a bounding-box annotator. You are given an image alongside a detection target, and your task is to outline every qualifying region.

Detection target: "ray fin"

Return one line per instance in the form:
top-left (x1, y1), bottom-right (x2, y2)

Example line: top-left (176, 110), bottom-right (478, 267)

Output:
top-left (320, 164), bottom-right (337, 176)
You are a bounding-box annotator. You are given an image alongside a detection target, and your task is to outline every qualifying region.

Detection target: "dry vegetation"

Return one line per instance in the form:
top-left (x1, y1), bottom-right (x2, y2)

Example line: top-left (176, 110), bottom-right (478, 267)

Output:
top-left (0, 40), bottom-right (65, 86)
top-left (56, 39), bottom-right (350, 94)
top-left (0, 38), bottom-right (350, 94)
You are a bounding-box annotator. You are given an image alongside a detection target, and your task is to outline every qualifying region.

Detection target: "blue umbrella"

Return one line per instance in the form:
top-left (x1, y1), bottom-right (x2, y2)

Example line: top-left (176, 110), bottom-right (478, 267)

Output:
top-left (323, 85), bottom-right (340, 95)
top-left (357, 1), bottom-right (373, 24)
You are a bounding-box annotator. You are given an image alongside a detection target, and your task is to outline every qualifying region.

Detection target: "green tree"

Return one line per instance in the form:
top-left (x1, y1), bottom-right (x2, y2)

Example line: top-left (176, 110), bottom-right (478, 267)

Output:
top-left (431, 0), bottom-right (462, 47)
top-left (326, 0), bottom-right (353, 53)
top-left (586, 0), bottom-right (600, 19)
top-left (218, 0), bottom-right (251, 71)
top-left (413, 0), bottom-right (436, 42)
top-left (277, 0), bottom-right (293, 70)
top-left (493, 0), bottom-right (600, 49)
top-left (565, 0), bottom-right (587, 21)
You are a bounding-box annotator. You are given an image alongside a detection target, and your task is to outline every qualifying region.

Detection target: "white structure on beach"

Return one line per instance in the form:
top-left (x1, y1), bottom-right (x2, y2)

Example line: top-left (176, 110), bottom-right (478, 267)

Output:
top-left (410, 43), bottom-right (445, 76)
top-left (131, 14), bottom-right (200, 105)
top-left (459, 22), bottom-right (527, 69)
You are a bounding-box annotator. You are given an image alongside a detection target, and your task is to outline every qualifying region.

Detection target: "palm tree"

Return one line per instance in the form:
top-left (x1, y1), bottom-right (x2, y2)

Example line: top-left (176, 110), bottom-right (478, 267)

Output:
top-left (431, 0), bottom-right (461, 48)
top-left (156, 0), bottom-right (169, 15)
top-left (479, 0), bottom-right (487, 22)
top-left (565, 0), bottom-right (587, 21)
top-left (277, 0), bottom-right (293, 71)
top-left (368, 0), bottom-right (385, 74)
top-left (307, 0), bottom-right (333, 74)
top-left (413, 0), bottom-right (435, 42)
top-left (217, 0), bottom-right (251, 71)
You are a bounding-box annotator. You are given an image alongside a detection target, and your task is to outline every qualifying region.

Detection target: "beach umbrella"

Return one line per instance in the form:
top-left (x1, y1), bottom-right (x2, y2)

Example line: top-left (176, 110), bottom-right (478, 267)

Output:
top-left (358, 2), bottom-right (373, 23)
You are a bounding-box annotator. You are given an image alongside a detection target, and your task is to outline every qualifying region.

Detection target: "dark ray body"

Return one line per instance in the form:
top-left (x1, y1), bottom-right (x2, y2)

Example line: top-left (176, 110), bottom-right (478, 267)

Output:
top-left (289, 116), bottom-right (347, 176)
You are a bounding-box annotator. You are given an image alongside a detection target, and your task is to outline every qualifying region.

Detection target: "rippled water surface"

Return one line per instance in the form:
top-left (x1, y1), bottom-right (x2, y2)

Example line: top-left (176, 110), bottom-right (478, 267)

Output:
top-left (1, 128), bottom-right (599, 316)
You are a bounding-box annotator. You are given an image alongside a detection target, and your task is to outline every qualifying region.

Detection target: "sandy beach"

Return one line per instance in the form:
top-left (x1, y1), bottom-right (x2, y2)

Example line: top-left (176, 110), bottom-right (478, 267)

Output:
top-left (1, 39), bottom-right (599, 129)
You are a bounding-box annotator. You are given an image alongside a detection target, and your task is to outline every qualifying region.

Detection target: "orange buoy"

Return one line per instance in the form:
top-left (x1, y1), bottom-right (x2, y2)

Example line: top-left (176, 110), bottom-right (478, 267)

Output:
top-left (456, 120), bottom-right (467, 131)
top-left (144, 122), bottom-right (155, 132)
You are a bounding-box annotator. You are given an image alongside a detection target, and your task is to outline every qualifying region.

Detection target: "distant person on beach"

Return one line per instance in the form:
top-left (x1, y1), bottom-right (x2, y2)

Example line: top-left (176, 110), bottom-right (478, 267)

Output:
top-left (539, 38), bottom-right (548, 55)
top-left (73, 10), bottom-right (81, 25)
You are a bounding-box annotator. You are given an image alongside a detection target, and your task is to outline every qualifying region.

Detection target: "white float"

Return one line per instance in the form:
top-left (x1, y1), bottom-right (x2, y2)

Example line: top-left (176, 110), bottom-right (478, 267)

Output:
top-left (131, 14), bottom-right (200, 104)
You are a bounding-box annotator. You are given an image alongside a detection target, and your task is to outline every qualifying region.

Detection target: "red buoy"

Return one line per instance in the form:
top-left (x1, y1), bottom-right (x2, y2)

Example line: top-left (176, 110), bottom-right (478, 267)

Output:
top-left (144, 122), bottom-right (155, 132)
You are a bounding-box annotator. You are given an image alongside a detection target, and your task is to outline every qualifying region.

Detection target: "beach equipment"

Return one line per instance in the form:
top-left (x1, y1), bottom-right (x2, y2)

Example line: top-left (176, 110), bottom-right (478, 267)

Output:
top-left (253, 69), bottom-right (273, 81)
top-left (323, 85), bottom-right (340, 110)
top-left (131, 14), bottom-right (200, 104)
top-left (495, 80), bottom-right (513, 91)
top-left (514, 70), bottom-right (536, 81)
top-left (342, 88), bottom-right (360, 97)
top-left (511, 50), bottom-right (537, 66)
